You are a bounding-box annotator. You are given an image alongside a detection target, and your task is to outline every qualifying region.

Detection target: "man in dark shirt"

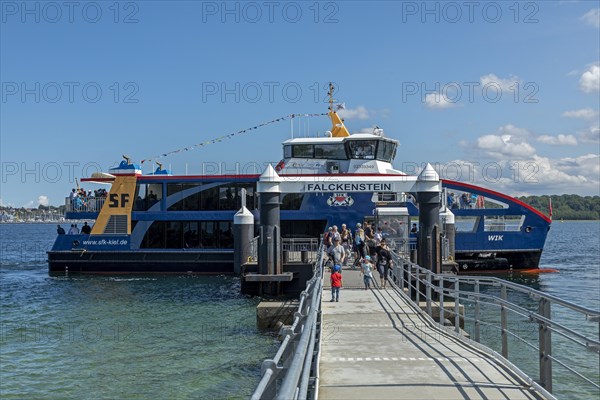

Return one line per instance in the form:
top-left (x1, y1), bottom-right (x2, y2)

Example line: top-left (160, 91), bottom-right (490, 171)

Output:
top-left (375, 238), bottom-right (393, 289)
top-left (56, 225), bottom-right (65, 235)
top-left (81, 222), bottom-right (92, 234)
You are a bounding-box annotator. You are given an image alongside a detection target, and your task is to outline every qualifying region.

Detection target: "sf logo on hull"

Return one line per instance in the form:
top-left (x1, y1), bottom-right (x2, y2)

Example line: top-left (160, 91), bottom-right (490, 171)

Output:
top-left (109, 193), bottom-right (130, 208)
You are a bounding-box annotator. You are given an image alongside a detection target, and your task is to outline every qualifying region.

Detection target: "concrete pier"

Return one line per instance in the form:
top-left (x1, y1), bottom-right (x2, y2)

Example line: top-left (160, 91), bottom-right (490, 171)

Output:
top-left (319, 269), bottom-right (545, 399)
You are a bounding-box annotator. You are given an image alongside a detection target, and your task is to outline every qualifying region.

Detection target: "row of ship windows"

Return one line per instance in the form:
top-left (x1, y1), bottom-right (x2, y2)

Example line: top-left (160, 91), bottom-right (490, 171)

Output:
top-left (133, 183), bottom-right (305, 212)
top-left (284, 140), bottom-right (397, 162)
top-left (135, 220), bottom-right (233, 249)
top-left (133, 219), bottom-right (326, 249)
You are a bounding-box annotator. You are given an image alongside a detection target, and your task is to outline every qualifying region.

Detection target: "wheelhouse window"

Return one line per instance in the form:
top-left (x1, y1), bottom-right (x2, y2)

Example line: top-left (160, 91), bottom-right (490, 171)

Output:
top-left (376, 141), bottom-right (397, 162)
top-left (284, 145), bottom-right (292, 158)
top-left (347, 141), bottom-right (377, 159)
top-left (292, 144), bottom-right (314, 158)
top-left (314, 144), bottom-right (347, 159)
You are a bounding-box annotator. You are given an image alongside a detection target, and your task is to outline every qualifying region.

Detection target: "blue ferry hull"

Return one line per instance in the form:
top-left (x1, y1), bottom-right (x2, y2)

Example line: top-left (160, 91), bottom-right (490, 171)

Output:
top-left (49, 176), bottom-right (551, 273)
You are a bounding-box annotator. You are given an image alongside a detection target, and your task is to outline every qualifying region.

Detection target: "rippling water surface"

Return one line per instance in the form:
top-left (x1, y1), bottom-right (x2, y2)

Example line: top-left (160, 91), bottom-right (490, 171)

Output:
top-left (461, 220), bottom-right (600, 399)
top-left (1, 222), bottom-right (599, 398)
top-left (0, 224), bottom-right (278, 399)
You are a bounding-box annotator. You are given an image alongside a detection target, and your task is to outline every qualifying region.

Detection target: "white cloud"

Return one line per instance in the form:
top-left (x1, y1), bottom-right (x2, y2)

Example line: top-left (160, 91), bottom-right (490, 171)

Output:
top-left (580, 125), bottom-right (600, 143)
top-left (337, 106), bottom-right (370, 120)
top-left (579, 64), bottom-right (600, 93)
top-left (425, 93), bottom-right (456, 109)
top-left (38, 195), bottom-right (49, 207)
top-left (480, 73), bottom-right (521, 91)
top-left (581, 8), bottom-right (600, 28)
top-left (477, 135), bottom-right (536, 158)
top-left (537, 134), bottom-right (578, 146)
top-left (562, 107), bottom-right (599, 120)
top-left (435, 154), bottom-right (600, 196)
top-left (474, 125), bottom-right (536, 158)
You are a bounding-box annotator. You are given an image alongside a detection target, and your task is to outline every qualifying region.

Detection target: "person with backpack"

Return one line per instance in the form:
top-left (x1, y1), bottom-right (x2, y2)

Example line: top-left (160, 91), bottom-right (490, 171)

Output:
top-left (376, 238), bottom-right (394, 289)
top-left (340, 224), bottom-right (352, 260)
top-left (323, 227), bottom-right (333, 248)
top-left (354, 223), bottom-right (366, 268)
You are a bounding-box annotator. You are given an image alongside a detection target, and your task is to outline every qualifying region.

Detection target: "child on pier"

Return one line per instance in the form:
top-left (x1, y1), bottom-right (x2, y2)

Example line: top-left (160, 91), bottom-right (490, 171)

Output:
top-left (361, 256), bottom-right (374, 290)
top-left (330, 265), bottom-right (342, 302)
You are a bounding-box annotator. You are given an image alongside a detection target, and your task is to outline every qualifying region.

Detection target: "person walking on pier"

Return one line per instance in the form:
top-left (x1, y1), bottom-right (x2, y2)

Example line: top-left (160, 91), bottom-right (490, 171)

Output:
top-left (376, 238), bottom-right (393, 289)
top-left (361, 256), bottom-right (374, 290)
top-left (354, 223), bottom-right (366, 268)
top-left (330, 265), bottom-right (342, 302)
top-left (340, 224), bottom-right (352, 259)
top-left (329, 237), bottom-right (346, 267)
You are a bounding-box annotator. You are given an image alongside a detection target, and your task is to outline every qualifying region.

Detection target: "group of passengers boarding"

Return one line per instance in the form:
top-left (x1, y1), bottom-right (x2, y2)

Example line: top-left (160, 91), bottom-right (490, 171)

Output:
top-left (327, 222), bottom-right (395, 301)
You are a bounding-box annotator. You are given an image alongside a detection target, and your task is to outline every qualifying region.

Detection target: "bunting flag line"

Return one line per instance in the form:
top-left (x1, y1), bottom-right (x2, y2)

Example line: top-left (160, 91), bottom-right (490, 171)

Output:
top-left (140, 113), bottom-right (327, 164)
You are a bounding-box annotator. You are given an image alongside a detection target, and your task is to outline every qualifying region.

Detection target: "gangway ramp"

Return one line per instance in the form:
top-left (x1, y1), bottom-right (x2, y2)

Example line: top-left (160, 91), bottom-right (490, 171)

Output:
top-left (319, 269), bottom-right (547, 400)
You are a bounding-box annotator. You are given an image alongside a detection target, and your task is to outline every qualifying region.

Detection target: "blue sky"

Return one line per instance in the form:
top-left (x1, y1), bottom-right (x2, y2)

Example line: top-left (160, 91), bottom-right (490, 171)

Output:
top-left (1, 0), bottom-right (599, 207)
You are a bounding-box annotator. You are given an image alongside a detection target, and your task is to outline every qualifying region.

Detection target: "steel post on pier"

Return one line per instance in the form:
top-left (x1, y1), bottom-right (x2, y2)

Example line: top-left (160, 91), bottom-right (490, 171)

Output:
top-left (233, 190), bottom-right (254, 275)
top-left (415, 164), bottom-right (441, 273)
top-left (258, 165), bottom-right (282, 277)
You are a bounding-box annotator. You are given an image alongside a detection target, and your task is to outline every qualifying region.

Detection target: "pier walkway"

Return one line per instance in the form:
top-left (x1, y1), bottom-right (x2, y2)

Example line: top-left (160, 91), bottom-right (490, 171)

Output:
top-left (319, 268), bottom-right (545, 399)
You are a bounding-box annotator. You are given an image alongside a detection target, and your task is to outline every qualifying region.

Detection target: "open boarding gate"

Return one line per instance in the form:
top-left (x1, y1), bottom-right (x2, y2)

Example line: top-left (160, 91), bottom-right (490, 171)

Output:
top-left (250, 164), bottom-right (447, 282)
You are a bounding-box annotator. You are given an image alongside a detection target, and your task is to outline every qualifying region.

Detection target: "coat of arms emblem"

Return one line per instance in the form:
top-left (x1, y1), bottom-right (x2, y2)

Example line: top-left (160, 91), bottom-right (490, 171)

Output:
top-left (327, 193), bottom-right (354, 207)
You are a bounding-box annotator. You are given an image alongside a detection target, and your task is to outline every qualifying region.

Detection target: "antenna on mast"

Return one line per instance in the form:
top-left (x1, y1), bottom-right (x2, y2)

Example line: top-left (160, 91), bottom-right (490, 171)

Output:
top-left (327, 82), bottom-right (335, 111)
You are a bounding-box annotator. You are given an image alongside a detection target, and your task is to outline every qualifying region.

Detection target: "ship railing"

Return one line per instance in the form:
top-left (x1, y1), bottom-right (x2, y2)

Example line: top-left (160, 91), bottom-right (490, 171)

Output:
top-left (388, 252), bottom-right (600, 398)
top-left (64, 196), bottom-right (106, 213)
top-left (251, 244), bottom-right (324, 400)
top-left (282, 237), bottom-right (320, 263)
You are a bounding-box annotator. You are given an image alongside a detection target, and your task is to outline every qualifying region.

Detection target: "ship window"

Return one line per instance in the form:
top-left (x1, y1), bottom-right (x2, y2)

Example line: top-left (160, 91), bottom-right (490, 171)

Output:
top-left (140, 220), bottom-right (234, 249)
top-left (281, 193), bottom-right (304, 210)
top-left (166, 221), bottom-right (183, 248)
top-left (219, 184), bottom-right (238, 210)
top-left (134, 183), bottom-right (163, 211)
top-left (455, 216), bottom-right (480, 232)
top-left (447, 190), bottom-right (507, 210)
top-left (484, 215), bottom-right (525, 232)
top-left (292, 144), bottom-right (314, 158)
top-left (142, 221), bottom-right (165, 248)
top-left (376, 141), bottom-right (396, 162)
top-left (202, 221), bottom-right (217, 247)
top-left (348, 141), bottom-right (377, 159)
top-left (239, 184), bottom-right (256, 210)
top-left (183, 222), bottom-right (200, 248)
top-left (314, 144), bottom-right (347, 159)
top-left (219, 221), bottom-right (233, 248)
top-left (284, 145), bottom-right (292, 158)
top-left (200, 186), bottom-right (219, 210)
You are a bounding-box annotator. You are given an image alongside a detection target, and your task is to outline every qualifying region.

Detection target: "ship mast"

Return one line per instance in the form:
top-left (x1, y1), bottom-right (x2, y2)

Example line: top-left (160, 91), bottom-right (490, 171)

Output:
top-left (327, 82), bottom-right (350, 137)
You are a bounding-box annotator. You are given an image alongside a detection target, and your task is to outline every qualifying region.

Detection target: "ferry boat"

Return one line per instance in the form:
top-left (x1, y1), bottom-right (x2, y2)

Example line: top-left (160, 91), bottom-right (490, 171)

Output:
top-left (48, 98), bottom-right (551, 274)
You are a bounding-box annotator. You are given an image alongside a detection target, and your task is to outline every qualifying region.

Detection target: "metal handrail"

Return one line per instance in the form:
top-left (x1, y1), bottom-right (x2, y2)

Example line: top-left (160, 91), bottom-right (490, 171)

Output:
top-left (388, 251), bottom-right (600, 397)
top-left (251, 245), bottom-right (325, 400)
top-left (64, 196), bottom-right (106, 212)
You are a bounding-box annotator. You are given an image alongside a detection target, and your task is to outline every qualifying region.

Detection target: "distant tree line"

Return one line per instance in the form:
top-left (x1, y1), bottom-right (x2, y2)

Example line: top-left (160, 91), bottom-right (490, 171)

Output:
top-left (517, 194), bottom-right (600, 220)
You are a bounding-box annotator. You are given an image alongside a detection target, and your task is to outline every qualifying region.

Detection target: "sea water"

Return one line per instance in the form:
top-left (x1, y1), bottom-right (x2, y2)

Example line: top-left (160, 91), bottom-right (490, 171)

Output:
top-left (0, 223), bottom-right (278, 399)
top-left (1, 222), bottom-right (599, 398)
